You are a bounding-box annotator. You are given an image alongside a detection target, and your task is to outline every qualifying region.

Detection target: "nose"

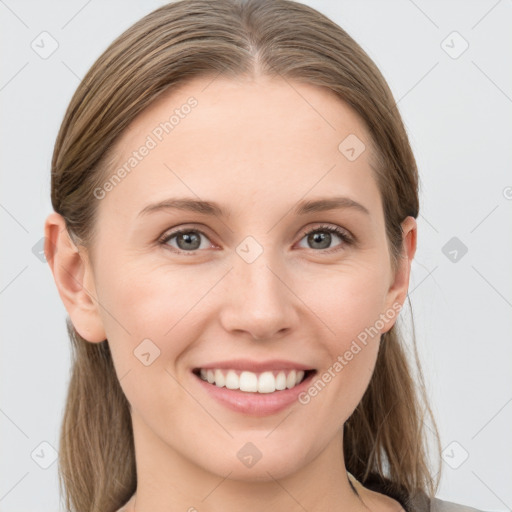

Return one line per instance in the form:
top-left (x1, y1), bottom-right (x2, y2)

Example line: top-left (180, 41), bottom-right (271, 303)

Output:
top-left (218, 251), bottom-right (299, 341)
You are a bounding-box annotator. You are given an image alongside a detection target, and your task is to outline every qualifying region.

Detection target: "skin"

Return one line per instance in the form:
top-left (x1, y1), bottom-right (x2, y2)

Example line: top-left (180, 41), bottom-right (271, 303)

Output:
top-left (45, 74), bottom-right (416, 512)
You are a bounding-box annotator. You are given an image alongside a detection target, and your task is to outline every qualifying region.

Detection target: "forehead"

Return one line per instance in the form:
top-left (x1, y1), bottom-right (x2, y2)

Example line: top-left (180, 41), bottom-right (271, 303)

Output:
top-left (97, 75), bottom-right (381, 221)
top-left (120, 74), bottom-right (369, 153)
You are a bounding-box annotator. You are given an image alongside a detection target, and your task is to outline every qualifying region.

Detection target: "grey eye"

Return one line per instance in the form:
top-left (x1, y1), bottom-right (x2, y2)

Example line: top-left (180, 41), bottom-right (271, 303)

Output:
top-left (164, 230), bottom-right (210, 252)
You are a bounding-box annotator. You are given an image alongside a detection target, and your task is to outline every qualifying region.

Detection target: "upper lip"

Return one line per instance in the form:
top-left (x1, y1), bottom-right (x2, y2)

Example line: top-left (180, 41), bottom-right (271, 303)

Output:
top-left (193, 359), bottom-right (315, 373)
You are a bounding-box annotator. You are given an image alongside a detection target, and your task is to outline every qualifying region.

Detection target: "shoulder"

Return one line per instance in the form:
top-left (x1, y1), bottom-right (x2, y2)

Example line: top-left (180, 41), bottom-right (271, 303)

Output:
top-left (430, 496), bottom-right (489, 512)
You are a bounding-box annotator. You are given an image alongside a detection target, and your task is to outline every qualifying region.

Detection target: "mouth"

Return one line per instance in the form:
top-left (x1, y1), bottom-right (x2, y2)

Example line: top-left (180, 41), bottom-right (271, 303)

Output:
top-left (192, 367), bottom-right (317, 393)
top-left (191, 360), bottom-right (318, 416)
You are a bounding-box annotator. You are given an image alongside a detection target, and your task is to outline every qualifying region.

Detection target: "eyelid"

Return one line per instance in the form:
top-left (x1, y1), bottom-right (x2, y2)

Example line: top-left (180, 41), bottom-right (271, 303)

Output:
top-left (298, 223), bottom-right (354, 243)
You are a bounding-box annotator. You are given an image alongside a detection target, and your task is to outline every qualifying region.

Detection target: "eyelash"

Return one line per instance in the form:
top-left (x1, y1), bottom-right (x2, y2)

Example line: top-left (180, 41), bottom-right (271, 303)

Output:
top-left (158, 224), bottom-right (354, 255)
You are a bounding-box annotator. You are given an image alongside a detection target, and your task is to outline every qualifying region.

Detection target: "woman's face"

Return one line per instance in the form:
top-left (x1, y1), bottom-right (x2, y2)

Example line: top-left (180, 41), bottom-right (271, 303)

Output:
top-left (58, 75), bottom-right (415, 482)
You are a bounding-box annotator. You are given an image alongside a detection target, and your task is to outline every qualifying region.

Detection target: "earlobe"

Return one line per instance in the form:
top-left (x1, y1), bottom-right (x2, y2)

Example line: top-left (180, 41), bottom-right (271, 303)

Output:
top-left (382, 216), bottom-right (417, 332)
top-left (44, 212), bottom-right (106, 343)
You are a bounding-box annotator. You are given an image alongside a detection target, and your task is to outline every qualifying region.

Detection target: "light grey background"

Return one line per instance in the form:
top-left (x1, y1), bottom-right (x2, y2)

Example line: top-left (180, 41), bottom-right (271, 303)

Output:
top-left (1, 0), bottom-right (511, 511)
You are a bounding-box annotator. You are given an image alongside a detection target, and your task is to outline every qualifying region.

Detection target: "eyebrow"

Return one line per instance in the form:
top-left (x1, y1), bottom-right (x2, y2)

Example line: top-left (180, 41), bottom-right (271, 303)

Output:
top-left (137, 196), bottom-right (370, 218)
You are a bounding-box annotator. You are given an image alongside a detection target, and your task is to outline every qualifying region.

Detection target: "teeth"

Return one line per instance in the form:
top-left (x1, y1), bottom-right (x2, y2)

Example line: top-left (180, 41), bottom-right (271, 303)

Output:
top-left (258, 371), bottom-right (275, 393)
top-left (197, 368), bottom-right (306, 393)
top-left (225, 370), bottom-right (238, 390)
top-left (275, 371), bottom-right (287, 390)
top-left (240, 371), bottom-right (258, 392)
top-left (214, 369), bottom-right (225, 387)
top-left (286, 370), bottom-right (296, 389)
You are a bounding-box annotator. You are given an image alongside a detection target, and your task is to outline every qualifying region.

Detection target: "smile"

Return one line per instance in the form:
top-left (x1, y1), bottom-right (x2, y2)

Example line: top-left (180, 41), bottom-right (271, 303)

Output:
top-left (193, 368), bottom-right (314, 393)
top-left (191, 359), bottom-right (318, 415)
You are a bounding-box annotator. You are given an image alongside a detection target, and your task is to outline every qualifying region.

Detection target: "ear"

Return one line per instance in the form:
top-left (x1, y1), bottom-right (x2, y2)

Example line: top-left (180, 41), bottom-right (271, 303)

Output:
top-left (382, 216), bottom-right (417, 332)
top-left (44, 212), bottom-right (106, 343)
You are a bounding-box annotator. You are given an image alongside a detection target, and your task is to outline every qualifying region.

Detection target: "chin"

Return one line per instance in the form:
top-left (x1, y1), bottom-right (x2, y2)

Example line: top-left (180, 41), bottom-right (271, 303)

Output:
top-left (195, 439), bottom-right (313, 482)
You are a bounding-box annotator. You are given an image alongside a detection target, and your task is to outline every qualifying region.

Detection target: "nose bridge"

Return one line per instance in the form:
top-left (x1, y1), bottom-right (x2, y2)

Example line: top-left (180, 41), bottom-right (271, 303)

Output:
top-left (219, 236), bottom-right (296, 338)
top-left (237, 254), bottom-right (282, 303)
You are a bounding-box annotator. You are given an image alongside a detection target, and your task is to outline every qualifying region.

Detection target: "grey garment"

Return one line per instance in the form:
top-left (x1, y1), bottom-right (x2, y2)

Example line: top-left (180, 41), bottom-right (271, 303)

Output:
top-left (358, 474), bottom-right (488, 512)
top-left (430, 497), bottom-right (489, 512)
top-left (407, 491), bottom-right (488, 512)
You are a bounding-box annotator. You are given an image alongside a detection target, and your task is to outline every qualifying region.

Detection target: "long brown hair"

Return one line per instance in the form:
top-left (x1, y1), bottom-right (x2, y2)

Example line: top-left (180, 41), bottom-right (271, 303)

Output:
top-left (51, 1), bottom-right (442, 510)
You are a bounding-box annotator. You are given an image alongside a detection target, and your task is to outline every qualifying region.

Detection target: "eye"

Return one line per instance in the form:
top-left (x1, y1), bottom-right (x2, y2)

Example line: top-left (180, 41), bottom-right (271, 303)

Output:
top-left (158, 224), bottom-right (353, 255)
top-left (159, 228), bottom-right (213, 254)
top-left (296, 224), bottom-right (353, 253)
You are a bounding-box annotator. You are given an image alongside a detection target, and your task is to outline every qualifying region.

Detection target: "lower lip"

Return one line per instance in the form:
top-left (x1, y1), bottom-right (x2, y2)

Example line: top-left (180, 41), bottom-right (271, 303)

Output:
top-left (192, 371), bottom-right (316, 416)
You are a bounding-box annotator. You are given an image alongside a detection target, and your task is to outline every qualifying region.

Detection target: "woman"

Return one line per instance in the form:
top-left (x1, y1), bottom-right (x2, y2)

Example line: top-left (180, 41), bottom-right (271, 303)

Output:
top-left (44, 0), bottom-right (486, 510)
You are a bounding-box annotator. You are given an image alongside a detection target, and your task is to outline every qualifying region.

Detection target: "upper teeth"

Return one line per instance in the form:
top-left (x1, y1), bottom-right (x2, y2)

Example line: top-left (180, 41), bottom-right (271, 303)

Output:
top-left (199, 369), bottom-right (306, 393)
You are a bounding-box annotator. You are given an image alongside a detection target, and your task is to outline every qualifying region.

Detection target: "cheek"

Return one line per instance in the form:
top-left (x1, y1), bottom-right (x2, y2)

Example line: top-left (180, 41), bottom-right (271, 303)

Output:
top-left (95, 259), bottom-right (226, 367)
top-left (95, 263), bottom-right (214, 422)
top-left (294, 265), bottom-right (388, 412)
top-left (298, 261), bottom-right (390, 344)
